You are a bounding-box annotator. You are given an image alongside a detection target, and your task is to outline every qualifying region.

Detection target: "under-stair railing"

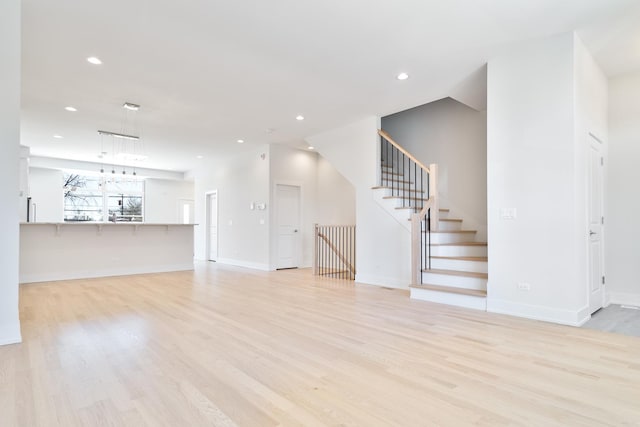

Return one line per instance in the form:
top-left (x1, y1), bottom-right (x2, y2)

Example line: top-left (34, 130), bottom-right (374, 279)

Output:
top-left (313, 224), bottom-right (356, 280)
top-left (378, 129), bottom-right (438, 285)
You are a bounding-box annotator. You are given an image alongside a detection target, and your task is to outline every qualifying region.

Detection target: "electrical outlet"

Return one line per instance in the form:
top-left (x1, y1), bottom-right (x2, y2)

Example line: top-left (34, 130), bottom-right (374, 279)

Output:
top-left (517, 282), bottom-right (531, 291)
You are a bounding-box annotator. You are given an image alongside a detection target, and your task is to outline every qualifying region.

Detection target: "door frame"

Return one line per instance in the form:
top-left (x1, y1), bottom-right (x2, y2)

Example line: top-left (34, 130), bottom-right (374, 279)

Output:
top-left (587, 132), bottom-right (606, 313)
top-left (272, 181), bottom-right (303, 270)
top-left (205, 190), bottom-right (218, 262)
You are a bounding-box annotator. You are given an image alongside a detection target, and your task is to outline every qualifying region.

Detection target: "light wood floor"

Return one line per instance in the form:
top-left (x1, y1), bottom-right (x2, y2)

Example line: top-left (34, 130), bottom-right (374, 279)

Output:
top-left (2, 263), bottom-right (640, 426)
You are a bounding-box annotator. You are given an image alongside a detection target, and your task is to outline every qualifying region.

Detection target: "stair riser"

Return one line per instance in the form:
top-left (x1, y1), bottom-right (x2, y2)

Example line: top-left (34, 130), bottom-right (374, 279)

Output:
top-left (428, 232), bottom-right (477, 244)
top-left (421, 272), bottom-right (487, 290)
top-left (430, 245), bottom-right (487, 257)
top-left (378, 189), bottom-right (427, 199)
top-left (386, 199), bottom-right (425, 210)
top-left (380, 179), bottom-right (415, 188)
top-left (411, 288), bottom-right (487, 310)
top-left (437, 221), bottom-right (462, 231)
top-left (430, 259), bottom-right (488, 273)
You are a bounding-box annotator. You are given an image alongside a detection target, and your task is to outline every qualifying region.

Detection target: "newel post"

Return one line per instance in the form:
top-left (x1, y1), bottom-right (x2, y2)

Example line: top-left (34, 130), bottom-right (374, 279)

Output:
top-left (429, 163), bottom-right (439, 231)
top-left (410, 213), bottom-right (421, 286)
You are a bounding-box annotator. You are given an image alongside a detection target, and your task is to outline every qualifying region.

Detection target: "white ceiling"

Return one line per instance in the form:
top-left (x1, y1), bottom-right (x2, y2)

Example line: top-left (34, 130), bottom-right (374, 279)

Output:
top-left (21, 0), bottom-right (640, 172)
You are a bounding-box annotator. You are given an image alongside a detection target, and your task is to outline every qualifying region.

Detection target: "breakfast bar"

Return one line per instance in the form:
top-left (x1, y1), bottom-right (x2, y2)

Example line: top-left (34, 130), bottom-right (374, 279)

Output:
top-left (20, 222), bottom-right (195, 283)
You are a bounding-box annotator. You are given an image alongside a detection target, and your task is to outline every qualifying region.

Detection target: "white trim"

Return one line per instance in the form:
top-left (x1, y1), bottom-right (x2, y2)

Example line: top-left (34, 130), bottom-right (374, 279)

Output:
top-left (355, 273), bottom-right (409, 290)
top-left (487, 298), bottom-right (591, 326)
top-left (608, 292), bottom-right (640, 307)
top-left (0, 334), bottom-right (22, 346)
top-left (205, 190), bottom-right (218, 262)
top-left (216, 257), bottom-right (270, 271)
top-left (20, 263), bottom-right (194, 284)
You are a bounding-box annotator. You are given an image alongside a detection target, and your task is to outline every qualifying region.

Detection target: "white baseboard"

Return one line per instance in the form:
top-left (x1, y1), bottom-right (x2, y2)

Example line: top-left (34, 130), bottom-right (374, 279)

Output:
top-left (216, 258), bottom-right (270, 271)
top-left (487, 298), bottom-right (590, 327)
top-left (20, 263), bottom-right (194, 284)
top-left (355, 274), bottom-right (409, 290)
top-left (608, 292), bottom-right (640, 307)
top-left (0, 333), bottom-right (22, 346)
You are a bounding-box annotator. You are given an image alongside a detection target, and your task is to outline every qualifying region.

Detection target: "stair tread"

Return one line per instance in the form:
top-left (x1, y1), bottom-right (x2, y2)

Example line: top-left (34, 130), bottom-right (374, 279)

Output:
top-left (411, 283), bottom-right (487, 297)
top-left (383, 196), bottom-right (430, 202)
top-left (381, 179), bottom-right (414, 184)
top-left (431, 242), bottom-right (487, 246)
top-left (422, 268), bottom-right (488, 279)
top-left (440, 218), bottom-right (463, 222)
top-left (431, 256), bottom-right (488, 262)
top-left (371, 186), bottom-right (425, 193)
top-left (381, 171), bottom-right (403, 177)
top-left (425, 230), bottom-right (477, 234)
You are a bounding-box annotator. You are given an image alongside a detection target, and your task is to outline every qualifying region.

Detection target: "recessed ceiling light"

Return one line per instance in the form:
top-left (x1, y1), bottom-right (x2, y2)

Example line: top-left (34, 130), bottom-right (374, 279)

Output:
top-left (196, 155), bottom-right (203, 159)
top-left (296, 115), bottom-right (305, 121)
top-left (308, 146), bottom-right (315, 150)
top-left (65, 106), bottom-right (77, 112)
top-left (87, 56), bottom-right (102, 65)
top-left (53, 134), bottom-right (63, 139)
top-left (237, 139), bottom-right (244, 144)
top-left (396, 72), bottom-right (409, 81)
top-left (122, 102), bottom-right (140, 111)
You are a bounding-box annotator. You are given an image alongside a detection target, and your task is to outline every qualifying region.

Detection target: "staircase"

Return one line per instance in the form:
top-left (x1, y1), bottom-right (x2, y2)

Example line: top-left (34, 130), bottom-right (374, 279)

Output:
top-left (372, 130), bottom-right (487, 310)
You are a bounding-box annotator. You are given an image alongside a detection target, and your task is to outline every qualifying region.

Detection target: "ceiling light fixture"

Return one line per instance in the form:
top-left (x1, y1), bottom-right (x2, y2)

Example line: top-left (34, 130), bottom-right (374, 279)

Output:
top-left (87, 56), bottom-right (102, 65)
top-left (308, 146), bottom-right (315, 150)
top-left (197, 155), bottom-right (203, 159)
top-left (65, 106), bottom-right (77, 112)
top-left (53, 134), bottom-right (63, 139)
top-left (296, 115), bottom-right (305, 121)
top-left (122, 102), bottom-right (140, 111)
top-left (396, 72), bottom-right (409, 80)
top-left (97, 130), bottom-right (140, 141)
top-left (237, 139), bottom-right (244, 144)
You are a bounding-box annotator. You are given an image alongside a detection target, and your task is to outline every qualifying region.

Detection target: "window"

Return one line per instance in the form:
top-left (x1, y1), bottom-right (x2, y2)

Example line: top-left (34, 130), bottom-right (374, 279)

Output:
top-left (63, 173), bottom-right (144, 222)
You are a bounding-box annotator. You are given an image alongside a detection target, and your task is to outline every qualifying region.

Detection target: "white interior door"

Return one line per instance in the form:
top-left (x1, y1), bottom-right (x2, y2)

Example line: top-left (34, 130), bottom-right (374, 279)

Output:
top-left (207, 192), bottom-right (218, 262)
top-left (276, 184), bottom-right (300, 269)
top-left (588, 136), bottom-right (604, 314)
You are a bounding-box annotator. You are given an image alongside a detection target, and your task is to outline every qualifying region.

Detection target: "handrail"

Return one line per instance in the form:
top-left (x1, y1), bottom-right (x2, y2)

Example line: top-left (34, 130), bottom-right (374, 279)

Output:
top-left (378, 129), bottom-right (431, 174)
top-left (378, 129), bottom-right (439, 286)
top-left (317, 232), bottom-right (356, 276)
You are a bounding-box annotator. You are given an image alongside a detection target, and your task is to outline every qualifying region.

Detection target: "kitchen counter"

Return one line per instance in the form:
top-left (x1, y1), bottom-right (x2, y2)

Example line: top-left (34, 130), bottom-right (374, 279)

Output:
top-left (20, 222), bottom-right (195, 283)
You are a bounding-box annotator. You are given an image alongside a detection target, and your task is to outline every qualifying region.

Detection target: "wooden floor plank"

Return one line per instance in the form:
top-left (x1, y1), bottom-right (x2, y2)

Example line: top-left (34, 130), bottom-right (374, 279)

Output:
top-left (0, 262), bottom-right (639, 426)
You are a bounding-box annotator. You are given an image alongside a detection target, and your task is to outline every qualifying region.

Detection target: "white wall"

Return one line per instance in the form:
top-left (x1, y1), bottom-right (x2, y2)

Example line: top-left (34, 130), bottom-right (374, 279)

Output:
top-left (29, 167), bottom-right (64, 222)
top-left (268, 144), bottom-right (355, 269)
top-left (382, 97), bottom-right (487, 240)
top-left (608, 71), bottom-right (640, 306)
top-left (574, 34), bottom-right (609, 309)
top-left (308, 116), bottom-right (412, 288)
top-left (193, 145), bottom-right (271, 269)
top-left (486, 32), bottom-right (606, 326)
top-left (0, 0), bottom-right (21, 345)
top-left (145, 179), bottom-right (194, 223)
top-left (316, 154), bottom-right (356, 225)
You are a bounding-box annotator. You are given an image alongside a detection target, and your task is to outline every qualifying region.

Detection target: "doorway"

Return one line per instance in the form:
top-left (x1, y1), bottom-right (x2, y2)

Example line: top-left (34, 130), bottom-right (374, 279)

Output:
top-left (178, 199), bottom-right (194, 224)
top-left (588, 134), bottom-right (604, 314)
top-left (206, 191), bottom-right (218, 262)
top-left (276, 184), bottom-right (301, 269)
